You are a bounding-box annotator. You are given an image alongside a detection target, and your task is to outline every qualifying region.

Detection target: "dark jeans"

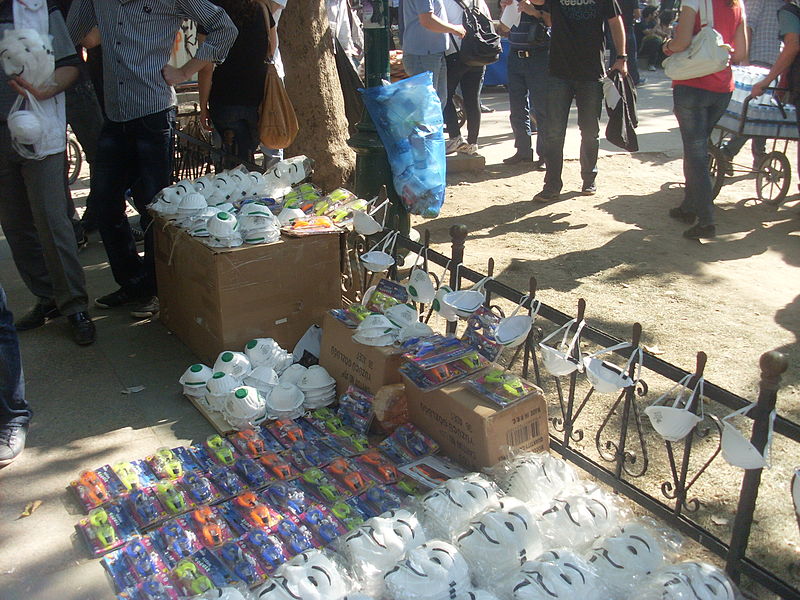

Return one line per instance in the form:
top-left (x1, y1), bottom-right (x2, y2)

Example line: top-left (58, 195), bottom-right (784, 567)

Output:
top-left (66, 78), bottom-right (104, 225)
top-left (93, 108), bottom-right (175, 296)
top-left (608, 25), bottom-right (640, 85)
top-left (0, 285), bottom-right (30, 427)
top-left (639, 35), bottom-right (665, 68)
top-left (443, 54), bottom-right (484, 144)
top-left (506, 48), bottom-right (549, 160)
top-left (210, 104), bottom-right (259, 167)
top-left (673, 85), bottom-right (732, 227)
top-left (543, 76), bottom-right (603, 193)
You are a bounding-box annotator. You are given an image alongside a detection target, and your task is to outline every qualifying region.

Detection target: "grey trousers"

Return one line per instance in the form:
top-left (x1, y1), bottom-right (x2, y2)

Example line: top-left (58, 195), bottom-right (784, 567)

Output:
top-left (0, 126), bottom-right (89, 316)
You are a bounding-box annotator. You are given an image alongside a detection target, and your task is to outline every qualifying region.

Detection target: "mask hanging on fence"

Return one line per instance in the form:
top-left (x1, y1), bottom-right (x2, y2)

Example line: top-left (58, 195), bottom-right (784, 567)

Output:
top-left (720, 404), bottom-right (776, 470)
top-left (645, 374), bottom-right (705, 442)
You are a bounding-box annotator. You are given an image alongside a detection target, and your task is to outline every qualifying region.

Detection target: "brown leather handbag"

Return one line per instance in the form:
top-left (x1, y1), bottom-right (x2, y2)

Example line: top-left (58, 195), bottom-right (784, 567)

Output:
top-left (258, 4), bottom-right (298, 149)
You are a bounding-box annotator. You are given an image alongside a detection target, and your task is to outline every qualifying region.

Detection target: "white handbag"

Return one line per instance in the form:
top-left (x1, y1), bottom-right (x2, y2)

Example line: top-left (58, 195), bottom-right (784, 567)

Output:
top-left (663, 0), bottom-right (732, 80)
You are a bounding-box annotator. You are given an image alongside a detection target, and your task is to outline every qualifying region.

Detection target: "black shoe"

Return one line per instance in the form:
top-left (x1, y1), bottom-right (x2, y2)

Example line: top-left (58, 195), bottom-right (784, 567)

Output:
top-left (683, 224), bottom-right (716, 240)
top-left (0, 423), bottom-right (28, 466)
top-left (130, 296), bottom-right (160, 319)
top-left (533, 189), bottom-right (560, 203)
top-left (68, 311), bottom-right (96, 346)
top-left (669, 206), bottom-right (696, 224)
top-left (95, 288), bottom-right (146, 309)
top-left (581, 182), bottom-right (597, 195)
top-left (532, 159), bottom-right (546, 171)
top-left (81, 210), bottom-right (98, 233)
top-left (14, 299), bottom-right (60, 331)
top-left (503, 151), bottom-right (533, 165)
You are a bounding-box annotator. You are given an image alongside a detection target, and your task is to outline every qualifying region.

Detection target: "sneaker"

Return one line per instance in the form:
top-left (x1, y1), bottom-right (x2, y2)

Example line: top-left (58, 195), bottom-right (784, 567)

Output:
top-left (68, 311), bottom-right (96, 346)
top-left (131, 296), bottom-right (159, 319)
top-left (503, 150), bottom-right (533, 165)
top-left (533, 189), bottom-right (560, 203)
top-left (581, 182), bottom-right (597, 195)
top-left (669, 206), bottom-right (696, 224)
top-left (648, 65), bottom-right (657, 71)
top-left (480, 104), bottom-right (495, 113)
top-left (95, 288), bottom-right (146, 309)
top-left (636, 77), bottom-right (647, 86)
top-left (14, 298), bottom-right (60, 331)
top-left (458, 143), bottom-right (480, 156)
top-left (445, 136), bottom-right (465, 155)
top-left (531, 159), bottom-right (546, 171)
top-left (0, 423), bottom-right (28, 466)
top-left (683, 224), bottom-right (716, 240)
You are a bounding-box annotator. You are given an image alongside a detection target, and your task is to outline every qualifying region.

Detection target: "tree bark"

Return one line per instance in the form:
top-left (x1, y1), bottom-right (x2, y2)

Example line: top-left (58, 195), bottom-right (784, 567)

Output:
top-left (279, 0), bottom-right (355, 190)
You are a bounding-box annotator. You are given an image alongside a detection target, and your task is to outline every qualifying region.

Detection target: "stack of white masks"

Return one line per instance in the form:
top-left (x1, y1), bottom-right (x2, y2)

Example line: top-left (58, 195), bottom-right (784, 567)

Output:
top-left (298, 365), bottom-right (337, 409)
top-left (636, 561), bottom-right (737, 600)
top-left (222, 386), bottom-right (267, 431)
top-left (354, 314), bottom-right (399, 347)
top-left (178, 363), bottom-right (214, 397)
top-left (213, 351), bottom-right (252, 380)
top-left (493, 452), bottom-right (581, 511)
top-left (174, 191), bottom-right (208, 229)
top-left (206, 211), bottom-right (243, 247)
top-left (384, 540), bottom-right (472, 600)
top-left (265, 382), bottom-right (305, 420)
top-left (538, 489), bottom-right (620, 551)
top-left (239, 202), bottom-right (280, 245)
top-left (243, 365), bottom-right (280, 395)
top-left (509, 549), bottom-right (608, 600)
top-left (245, 338), bottom-right (294, 374)
top-left (421, 474), bottom-right (502, 540)
top-left (279, 364), bottom-right (308, 386)
top-left (257, 550), bottom-right (351, 600)
top-left (203, 371), bottom-right (241, 412)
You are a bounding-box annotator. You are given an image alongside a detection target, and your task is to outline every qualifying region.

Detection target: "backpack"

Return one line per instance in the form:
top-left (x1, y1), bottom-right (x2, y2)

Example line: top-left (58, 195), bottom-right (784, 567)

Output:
top-left (456, 0), bottom-right (501, 66)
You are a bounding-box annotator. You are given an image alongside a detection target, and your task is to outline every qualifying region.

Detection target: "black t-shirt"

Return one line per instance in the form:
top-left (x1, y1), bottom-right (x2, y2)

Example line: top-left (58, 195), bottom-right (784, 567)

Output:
top-left (546, 0), bottom-right (620, 81)
top-left (201, 1), bottom-right (273, 108)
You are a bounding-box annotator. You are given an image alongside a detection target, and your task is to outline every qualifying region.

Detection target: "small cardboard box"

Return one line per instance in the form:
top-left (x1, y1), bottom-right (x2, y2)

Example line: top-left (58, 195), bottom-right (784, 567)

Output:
top-left (404, 376), bottom-right (549, 470)
top-left (154, 218), bottom-right (342, 364)
top-left (318, 311), bottom-right (404, 395)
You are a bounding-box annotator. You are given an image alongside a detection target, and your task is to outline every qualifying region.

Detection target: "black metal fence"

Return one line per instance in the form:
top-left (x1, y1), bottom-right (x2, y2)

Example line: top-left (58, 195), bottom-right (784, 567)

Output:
top-left (346, 223), bottom-right (799, 600)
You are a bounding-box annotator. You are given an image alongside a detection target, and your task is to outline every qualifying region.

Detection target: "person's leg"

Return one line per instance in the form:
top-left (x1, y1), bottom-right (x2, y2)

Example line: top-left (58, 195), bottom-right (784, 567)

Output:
top-left (0, 283), bottom-right (30, 465)
top-left (443, 53), bottom-right (465, 140)
top-left (627, 26), bottom-right (641, 85)
top-left (528, 50), bottom-right (550, 164)
top-left (506, 53), bottom-right (533, 156)
top-left (460, 66), bottom-right (484, 145)
top-left (542, 76), bottom-right (574, 194)
top-left (639, 35), bottom-right (662, 67)
top-left (210, 105), bottom-right (258, 167)
top-left (574, 79), bottom-right (603, 189)
top-left (66, 78), bottom-right (104, 230)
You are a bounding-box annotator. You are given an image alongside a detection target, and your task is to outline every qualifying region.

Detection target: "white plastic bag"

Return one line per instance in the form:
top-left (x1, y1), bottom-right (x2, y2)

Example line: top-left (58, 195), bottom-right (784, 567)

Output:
top-left (7, 90), bottom-right (49, 160)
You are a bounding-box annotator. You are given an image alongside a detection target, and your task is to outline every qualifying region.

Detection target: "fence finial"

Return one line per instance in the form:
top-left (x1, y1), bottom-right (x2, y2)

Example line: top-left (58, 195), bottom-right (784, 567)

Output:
top-left (759, 351), bottom-right (788, 391)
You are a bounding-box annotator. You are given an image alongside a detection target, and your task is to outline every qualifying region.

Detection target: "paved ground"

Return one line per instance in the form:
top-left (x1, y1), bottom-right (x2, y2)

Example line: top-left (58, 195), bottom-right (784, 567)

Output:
top-left (0, 70), bottom-right (684, 599)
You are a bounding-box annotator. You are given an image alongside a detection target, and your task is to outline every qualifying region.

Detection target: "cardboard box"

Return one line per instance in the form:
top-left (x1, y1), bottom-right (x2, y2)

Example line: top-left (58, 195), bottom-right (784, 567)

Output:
top-left (154, 218), bottom-right (342, 364)
top-left (404, 376), bottom-right (549, 470)
top-left (319, 311), bottom-right (404, 395)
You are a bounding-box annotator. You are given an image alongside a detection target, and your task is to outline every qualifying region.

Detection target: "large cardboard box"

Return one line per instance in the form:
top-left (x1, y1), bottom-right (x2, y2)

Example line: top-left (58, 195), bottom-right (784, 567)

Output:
top-left (319, 312), bottom-right (404, 395)
top-left (154, 219), bottom-right (342, 364)
top-left (404, 377), bottom-right (549, 470)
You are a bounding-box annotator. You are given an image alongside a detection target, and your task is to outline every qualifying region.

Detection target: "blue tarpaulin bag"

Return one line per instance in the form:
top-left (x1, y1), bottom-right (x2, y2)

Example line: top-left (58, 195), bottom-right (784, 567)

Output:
top-left (360, 72), bottom-right (446, 218)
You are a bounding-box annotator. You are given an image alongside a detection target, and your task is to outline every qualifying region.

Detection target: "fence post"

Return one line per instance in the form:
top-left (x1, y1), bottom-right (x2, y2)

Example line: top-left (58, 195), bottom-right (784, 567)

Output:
top-left (725, 351), bottom-right (788, 583)
top-left (448, 225), bottom-right (467, 335)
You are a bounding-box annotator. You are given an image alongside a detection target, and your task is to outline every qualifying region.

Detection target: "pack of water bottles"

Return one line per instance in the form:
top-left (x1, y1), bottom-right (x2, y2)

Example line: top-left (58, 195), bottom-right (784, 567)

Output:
top-left (717, 65), bottom-right (799, 139)
top-left (360, 72), bottom-right (447, 219)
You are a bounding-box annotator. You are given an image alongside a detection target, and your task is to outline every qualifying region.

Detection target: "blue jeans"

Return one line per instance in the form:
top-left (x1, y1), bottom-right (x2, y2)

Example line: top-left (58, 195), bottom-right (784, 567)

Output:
top-left (93, 108), bottom-right (175, 296)
top-left (210, 104), bottom-right (259, 167)
top-left (507, 48), bottom-right (549, 160)
top-left (543, 76), bottom-right (603, 192)
top-left (0, 285), bottom-right (30, 427)
top-left (673, 85), bottom-right (731, 227)
top-left (403, 52), bottom-right (448, 108)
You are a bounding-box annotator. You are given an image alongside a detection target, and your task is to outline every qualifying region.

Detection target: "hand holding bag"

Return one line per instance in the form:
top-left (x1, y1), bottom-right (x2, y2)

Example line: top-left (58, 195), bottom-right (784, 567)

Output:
top-left (663, 0), bottom-right (732, 80)
top-left (257, 4), bottom-right (298, 149)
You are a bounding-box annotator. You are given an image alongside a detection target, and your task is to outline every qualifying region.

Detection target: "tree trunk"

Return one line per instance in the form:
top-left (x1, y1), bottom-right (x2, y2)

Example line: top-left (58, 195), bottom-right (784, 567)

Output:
top-left (279, 0), bottom-right (355, 190)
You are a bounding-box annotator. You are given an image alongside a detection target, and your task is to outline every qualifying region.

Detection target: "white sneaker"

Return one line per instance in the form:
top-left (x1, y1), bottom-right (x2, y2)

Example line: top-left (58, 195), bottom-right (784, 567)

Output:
top-left (648, 65), bottom-right (657, 71)
top-left (130, 296), bottom-right (160, 319)
top-left (458, 143), bottom-right (480, 156)
top-left (445, 136), bottom-right (465, 155)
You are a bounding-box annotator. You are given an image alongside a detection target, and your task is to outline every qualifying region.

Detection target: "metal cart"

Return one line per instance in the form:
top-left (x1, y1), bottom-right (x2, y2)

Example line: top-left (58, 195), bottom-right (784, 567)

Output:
top-left (708, 90), bottom-right (799, 204)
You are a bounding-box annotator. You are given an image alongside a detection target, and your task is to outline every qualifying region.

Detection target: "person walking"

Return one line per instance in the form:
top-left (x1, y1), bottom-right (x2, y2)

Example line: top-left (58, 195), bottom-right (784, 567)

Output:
top-left (665, 0), bottom-right (747, 239)
top-left (530, 0), bottom-right (628, 202)
top-left (0, 0), bottom-right (96, 346)
top-left (67, 0), bottom-right (237, 319)
top-left (0, 284), bottom-right (30, 466)
top-left (500, 0), bottom-right (551, 168)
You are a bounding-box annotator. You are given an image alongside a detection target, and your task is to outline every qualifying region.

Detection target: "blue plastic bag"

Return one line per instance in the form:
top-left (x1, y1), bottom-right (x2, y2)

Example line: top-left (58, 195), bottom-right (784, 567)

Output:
top-left (360, 72), bottom-right (446, 218)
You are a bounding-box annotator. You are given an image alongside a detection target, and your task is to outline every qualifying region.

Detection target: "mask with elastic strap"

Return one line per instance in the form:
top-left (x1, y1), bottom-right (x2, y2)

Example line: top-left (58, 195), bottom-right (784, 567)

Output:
top-left (539, 319), bottom-right (586, 377)
top-left (644, 373), bottom-right (704, 442)
top-left (582, 342), bottom-right (642, 394)
top-left (720, 404), bottom-right (775, 470)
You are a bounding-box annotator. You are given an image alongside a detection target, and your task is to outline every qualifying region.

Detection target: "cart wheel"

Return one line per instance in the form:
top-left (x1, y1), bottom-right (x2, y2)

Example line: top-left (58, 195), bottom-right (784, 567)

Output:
top-left (708, 144), bottom-right (725, 199)
top-left (756, 151), bottom-right (791, 205)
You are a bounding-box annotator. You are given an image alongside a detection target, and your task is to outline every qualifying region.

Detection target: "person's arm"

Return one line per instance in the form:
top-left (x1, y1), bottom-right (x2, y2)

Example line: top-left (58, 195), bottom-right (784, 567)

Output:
top-left (608, 14), bottom-right (628, 75)
top-left (731, 18), bottom-right (748, 63)
top-left (170, 0), bottom-right (238, 85)
top-left (518, 0), bottom-right (547, 20)
top-left (9, 66), bottom-right (79, 101)
top-left (419, 11), bottom-right (467, 37)
top-left (662, 5), bottom-right (696, 54)
top-left (80, 26), bottom-right (101, 49)
top-left (751, 32), bottom-right (799, 96)
top-left (66, 0), bottom-right (96, 47)
top-left (195, 32), bottom-right (214, 130)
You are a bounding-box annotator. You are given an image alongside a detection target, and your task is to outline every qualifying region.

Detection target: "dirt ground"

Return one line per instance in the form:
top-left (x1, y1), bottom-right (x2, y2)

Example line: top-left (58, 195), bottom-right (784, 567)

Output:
top-left (411, 140), bottom-right (800, 597)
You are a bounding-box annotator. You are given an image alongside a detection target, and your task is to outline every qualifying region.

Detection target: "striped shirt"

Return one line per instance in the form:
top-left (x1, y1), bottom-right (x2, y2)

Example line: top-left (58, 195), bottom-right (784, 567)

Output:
top-left (745, 0), bottom-right (782, 66)
top-left (66, 0), bottom-right (237, 122)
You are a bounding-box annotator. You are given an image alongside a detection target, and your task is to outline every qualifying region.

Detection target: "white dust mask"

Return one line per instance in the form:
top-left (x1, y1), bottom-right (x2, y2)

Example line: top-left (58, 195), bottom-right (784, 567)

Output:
top-left (582, 342), bottom-right (642, 394)
top-left (645, 373), bottom-right (705, 442)
top-left (720, 403), bottom-right (775, 470)
top-left (539, 319), bottom-right (586, 377)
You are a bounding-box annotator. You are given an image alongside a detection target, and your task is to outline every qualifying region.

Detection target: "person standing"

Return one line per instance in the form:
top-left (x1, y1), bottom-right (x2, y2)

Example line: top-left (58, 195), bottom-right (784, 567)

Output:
top-left (67, 0), bottom-right (237, 319)
top-left (0, 0), bottom-right (96, 346)
top-left (0, 284), bottom-right (30, 466)
top-left (608, 0), bottom-right (643, 85)
top-left (665, 0), bottom-right (747, 239)
top-left (531, 0), bottom-right (628, 202)
top-left (500, 0), bottom-right (551, 168)
top-left (400, 0), bottom-right (466, 106)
